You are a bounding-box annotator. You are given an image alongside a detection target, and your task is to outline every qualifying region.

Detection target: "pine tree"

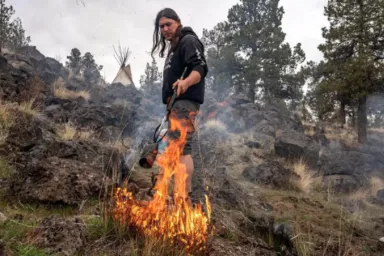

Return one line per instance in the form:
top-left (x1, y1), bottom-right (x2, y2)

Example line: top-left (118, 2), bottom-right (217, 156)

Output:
top-left (81, 52), bottom-right (103, 72)
top-left (0, 0), bottom-right (14, 53)
top-left (6, 17), bottom-right (31, 51)
top-left (140, 58), bottom-right (162, 94)
top-left (227, 0), bottom-right (306, 103)
top-left (318, 0), bottom-right (384, 143)
top-left (202, 22), bottom-right (243, 100)
top-left (65, 48), bottom-right (82, 75)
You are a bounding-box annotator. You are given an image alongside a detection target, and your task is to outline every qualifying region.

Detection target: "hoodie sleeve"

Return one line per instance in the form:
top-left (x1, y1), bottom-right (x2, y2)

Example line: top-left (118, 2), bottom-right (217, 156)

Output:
top-left (180, 35), bottom-right (208, 79)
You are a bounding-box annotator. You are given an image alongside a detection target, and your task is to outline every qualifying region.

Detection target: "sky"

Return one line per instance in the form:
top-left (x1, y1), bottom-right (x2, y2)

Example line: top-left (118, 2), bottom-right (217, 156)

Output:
top-left (7, 0), bottom-right (328, 87)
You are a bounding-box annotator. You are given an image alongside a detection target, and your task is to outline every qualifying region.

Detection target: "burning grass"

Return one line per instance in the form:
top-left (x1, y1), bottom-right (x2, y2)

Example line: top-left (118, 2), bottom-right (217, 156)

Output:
top-left (53, 78), bottom-right (90, 100)
top-left (112, 114), bottom-right (213, 254)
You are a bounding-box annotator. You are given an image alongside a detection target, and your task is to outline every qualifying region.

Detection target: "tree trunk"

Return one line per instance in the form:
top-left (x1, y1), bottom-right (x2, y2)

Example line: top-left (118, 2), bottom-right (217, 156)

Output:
top-left (0, 3), bottom-right (3, 54)
top-left (357, 96), bottom-right (367, 144)
top-left (339, 100), bottom-right (346, 126)
top-left (247, 83), bottom-right (256, 103)
top-left (351, 108), bottom-right (356, 129)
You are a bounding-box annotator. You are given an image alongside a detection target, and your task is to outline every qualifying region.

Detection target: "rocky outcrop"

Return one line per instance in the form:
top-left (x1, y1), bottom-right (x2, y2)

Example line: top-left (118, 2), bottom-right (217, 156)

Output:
top-left (36, 57), bottom-right (69, 83)
top-left (30, 215), bottom-right (86, 256)
top-left (10, 156), bottom-right (107, 205)
top-left (242, 161), bottom-right (296, 189)
top-left (275, 130), bottom-right (320, 167)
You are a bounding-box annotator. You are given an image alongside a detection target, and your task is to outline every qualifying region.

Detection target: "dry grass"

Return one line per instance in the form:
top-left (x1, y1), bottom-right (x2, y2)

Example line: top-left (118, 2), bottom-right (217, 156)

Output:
top-left (0, 102), bottom-right (13, 143)
top-left (0, 157), bottom-right (13, 179)
top-left (53, 78), bottom-right (90, 100)
top-left (304, 128), bottom-right (315, 137)
top-left (204, 119), bottom-right (227, 133)
top-left (139, 237), bottom-right (187, 256)
top-left (290, 159), bottom-right (322, 194)
top-left (57, 122), bottom-right (94, 141)
top-left (369, 127), bottom-right (384, 134)
top-left (348, 176), bottom-right (384, 201)
top-left (370, 176), bottom-right (384, 197)
top-left (348, 188), bottom-right (371, 201)
top-left (324, 126), bottom-right (358, 147)
top-left (18, 98), bottom-right (40, 117)
top-left (84, 214), bottom-right (188, 256)
top-left (302, 121), bottom-right (316, 137)
top-left (258, 187), bottom-right (376, 256)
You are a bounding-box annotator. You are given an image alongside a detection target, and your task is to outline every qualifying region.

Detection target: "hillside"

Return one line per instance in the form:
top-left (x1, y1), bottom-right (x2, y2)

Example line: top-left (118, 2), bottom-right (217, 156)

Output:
top-left (0, 46), bottom-right (383, 256)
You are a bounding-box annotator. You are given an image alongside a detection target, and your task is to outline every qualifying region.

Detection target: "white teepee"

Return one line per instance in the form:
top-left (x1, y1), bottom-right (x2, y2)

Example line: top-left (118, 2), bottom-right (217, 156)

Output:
top-left (111, 44), bottom-right (134, 87)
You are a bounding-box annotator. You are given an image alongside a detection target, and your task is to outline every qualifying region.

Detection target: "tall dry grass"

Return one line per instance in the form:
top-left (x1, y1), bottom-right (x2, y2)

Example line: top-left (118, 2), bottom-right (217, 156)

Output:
top-left (57, 122), bottom-right (94, 141)
top-left (348, 176), bottom-right (384, 201)
top-left (18, 98), bottom-right (40, 117)
top-left (0, 102), bottom-right (13, 143)
top-left (290, 159), bottom-right (323, 194)
top-left (53, 78), bottom-right (90, 100)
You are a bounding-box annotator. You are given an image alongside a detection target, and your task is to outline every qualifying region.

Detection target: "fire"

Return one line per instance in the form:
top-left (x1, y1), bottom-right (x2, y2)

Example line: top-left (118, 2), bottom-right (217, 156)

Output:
top-left (113, 112), bottom-right (213, 254)
top-left (206, 100), bottom-right (228, 120)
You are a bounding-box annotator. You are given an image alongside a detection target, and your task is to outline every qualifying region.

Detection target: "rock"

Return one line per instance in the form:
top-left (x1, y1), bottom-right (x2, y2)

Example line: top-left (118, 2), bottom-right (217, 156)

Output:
top-left (30, 215), bottom-right (86, 256)
top-left (242, 161), bottom-right (295, 189)
top-left (377, 189), bottom-right (384, 201)
top-left (0, 240), bottom-right (4, 256)
top-left (323, 175), bottom-right (359, 193)
top-left (0, 56), bottom-right (8, 71)
top-left (39, 70), bottom-right (58, 84)
top-left (249, 133), bottom-right (275, 155)
top-left (9, 156), bottom-right (108, 205)
top-left (318, 150), bottom-right (377, 177)
top-left (379, 237), bottom-right (384, 251)
top-left (36, 57), bottom-right (68, 83)
top-left (275, 130), bottom-right (320, 167)
top-left (208, 167), bottom-right (255, 208)
top-left (3, 53), bottom-right (31, 65)
top-left (17, 45), bottom-right (45, 63)
top-left (273, 223), bottom-right (295, 254)
top-left (254, 120), bottom-right (275, 137)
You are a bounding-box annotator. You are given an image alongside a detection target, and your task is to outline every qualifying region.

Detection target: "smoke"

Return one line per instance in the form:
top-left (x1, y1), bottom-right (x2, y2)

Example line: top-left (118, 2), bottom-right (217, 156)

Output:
top-left (122, 96), bottom-right (165, 170)
top-left (367, 94), bottom-right (384, 136)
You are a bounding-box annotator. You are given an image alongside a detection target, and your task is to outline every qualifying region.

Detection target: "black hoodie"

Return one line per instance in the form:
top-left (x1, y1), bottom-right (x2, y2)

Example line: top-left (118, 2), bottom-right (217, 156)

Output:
top-left (162, 26), bottom-right (208, 105)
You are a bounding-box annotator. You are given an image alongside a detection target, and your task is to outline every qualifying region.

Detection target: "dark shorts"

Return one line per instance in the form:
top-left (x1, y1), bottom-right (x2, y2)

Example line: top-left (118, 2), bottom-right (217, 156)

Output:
top-left (167, 99), bottom-right (200, 155)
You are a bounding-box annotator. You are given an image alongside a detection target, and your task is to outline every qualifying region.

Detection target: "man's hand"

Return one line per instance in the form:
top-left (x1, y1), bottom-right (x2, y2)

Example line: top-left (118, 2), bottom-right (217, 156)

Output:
top-left (173, 79), bottom-right (190, 96)
top-left (172, 70), bottom-right (201, 96)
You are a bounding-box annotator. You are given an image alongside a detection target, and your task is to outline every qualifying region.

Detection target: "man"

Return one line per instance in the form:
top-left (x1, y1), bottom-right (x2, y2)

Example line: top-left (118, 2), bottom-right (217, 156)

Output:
top-left (151, 8), bottom-right (208, 201)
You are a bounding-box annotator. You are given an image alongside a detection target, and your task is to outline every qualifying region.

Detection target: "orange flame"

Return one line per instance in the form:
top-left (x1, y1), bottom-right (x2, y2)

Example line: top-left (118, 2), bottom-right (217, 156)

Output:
top-left (113, 112), bottom-right (213, 254)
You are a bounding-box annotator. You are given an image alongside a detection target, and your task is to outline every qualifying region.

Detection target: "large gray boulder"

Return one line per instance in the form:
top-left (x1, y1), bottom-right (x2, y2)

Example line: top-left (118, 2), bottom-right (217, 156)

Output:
top-left (30, 215), bottom-right (86, 256)
top-left (10, 156), bottom-right (107, 205)
top-left (242, 161), bottom-right (296, 189)
top-left (274, 130), bottom-right (320, 167)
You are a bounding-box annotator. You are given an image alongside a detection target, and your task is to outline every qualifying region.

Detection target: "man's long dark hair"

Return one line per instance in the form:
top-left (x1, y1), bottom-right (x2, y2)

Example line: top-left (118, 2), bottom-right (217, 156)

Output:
top-left (151, 8), bottom-right (182, 58)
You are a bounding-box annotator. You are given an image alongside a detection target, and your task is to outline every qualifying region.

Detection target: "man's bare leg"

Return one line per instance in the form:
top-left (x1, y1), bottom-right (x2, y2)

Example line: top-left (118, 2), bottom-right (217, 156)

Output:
top-left (174, 154), bottom-right (194, 203)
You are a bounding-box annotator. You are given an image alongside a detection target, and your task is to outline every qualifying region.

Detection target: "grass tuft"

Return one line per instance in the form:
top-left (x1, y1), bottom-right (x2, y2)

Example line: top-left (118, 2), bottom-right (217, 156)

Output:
top-left (18, 98), bottom-right (40, 117)
top-left (53, 78), bottom-right (90, 100)
top-left (0, 102), bottom-right (13, 143)
top-left (290, 159), bottom-right (322, 194)
top-left (57, 122), bottom-right (94, 141)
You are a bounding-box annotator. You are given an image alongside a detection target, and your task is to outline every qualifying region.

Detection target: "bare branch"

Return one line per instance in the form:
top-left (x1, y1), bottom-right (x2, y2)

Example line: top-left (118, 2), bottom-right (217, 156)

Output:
top-left (113, 42), bottom-right (131, 68)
